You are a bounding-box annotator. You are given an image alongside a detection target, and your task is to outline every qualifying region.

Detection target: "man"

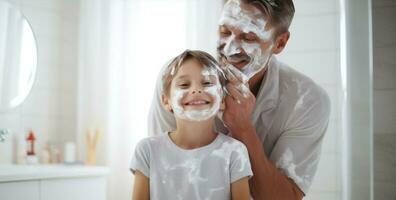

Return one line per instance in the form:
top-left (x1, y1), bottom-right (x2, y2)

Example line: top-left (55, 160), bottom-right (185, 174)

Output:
top-left (148, 0), bottom-right (330, 199)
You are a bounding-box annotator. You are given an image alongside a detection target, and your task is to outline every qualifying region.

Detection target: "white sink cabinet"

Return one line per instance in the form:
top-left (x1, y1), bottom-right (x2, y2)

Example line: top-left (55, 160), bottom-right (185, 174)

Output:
top-left (0, 165), bottom-right (109, 200)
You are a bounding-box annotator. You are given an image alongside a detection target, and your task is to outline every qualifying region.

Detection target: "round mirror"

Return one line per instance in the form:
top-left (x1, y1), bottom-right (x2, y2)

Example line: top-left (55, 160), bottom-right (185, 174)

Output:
top-left (0, 0), bottom-right (37, 112)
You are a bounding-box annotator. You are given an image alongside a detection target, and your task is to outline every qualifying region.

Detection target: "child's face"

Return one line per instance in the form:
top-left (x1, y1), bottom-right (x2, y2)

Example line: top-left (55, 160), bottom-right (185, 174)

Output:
top-left (165, 59), bottom-right (223, 122)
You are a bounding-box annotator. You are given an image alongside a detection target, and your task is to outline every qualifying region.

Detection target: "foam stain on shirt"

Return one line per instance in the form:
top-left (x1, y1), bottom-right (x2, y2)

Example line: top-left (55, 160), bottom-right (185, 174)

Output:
top-left (276, 148), bottom-right (311, 186)
top-left (159, 153), bottom-right (231, 199)
top-left (160, 156), bottom-right (207, 199)
top-left (293, 79), bottom-right (313, 111)
top-left (159, 139), bottom-right (249, 199)
top-left (212, 141), bottom-right (250, 172)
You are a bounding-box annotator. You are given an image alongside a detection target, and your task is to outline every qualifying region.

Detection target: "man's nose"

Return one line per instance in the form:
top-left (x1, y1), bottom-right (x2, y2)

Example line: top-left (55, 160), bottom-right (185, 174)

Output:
top-left (223, 36), bottom-right (241, 55)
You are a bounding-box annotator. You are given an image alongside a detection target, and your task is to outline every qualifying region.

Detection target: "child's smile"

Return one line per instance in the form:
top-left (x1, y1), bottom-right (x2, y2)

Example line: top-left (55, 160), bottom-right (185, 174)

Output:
top-left (184, 99), bottom-right (211, 107)
top-left (168, 59), bottom-right (223, 121)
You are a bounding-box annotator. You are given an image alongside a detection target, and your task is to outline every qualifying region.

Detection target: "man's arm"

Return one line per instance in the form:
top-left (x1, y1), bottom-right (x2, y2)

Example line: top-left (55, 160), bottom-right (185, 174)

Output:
top-left (231, 177), bottom-right (251, 200)
top-left (224, 83), bottom-right (305, 200)
top-left (236, 125), bottom-right (304, 199)
top-left (224, 76), bottom-right (330, 199)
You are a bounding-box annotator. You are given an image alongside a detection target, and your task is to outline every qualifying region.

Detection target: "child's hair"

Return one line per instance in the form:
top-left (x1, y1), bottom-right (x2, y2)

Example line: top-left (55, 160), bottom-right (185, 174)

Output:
top-left (162, 50), bottom-right (226, 97)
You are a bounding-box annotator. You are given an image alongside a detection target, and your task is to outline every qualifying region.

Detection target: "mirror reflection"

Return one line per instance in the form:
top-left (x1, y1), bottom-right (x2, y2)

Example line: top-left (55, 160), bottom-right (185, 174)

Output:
top-left (0, 0), bottom-right (37, 111)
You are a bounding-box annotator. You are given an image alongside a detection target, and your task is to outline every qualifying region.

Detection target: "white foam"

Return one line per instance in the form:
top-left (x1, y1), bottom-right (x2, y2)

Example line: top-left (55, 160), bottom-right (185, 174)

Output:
top-left (219, 0), bottom-right (274, 80)
top-left (212, 141), bottom-right (249, 172)
top-left (170, 67), bottom-right (223, 122)
top-left (219, 0), bottom-right (273, 41)
top-left (276, 148), bottom-right (311, 186)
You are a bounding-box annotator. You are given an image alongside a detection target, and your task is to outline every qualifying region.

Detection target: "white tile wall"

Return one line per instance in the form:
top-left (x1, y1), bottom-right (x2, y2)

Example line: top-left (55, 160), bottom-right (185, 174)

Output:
top-left (373, 1), bottom-right (396, 200)
top-left (286, 14), bottom-right (340, 52)
top-left (293, 0), bottom-right (338, 16)
top-left (278, 0), bottom-right (343, 199)
top-left (0, 0), bottom-right (79, 163)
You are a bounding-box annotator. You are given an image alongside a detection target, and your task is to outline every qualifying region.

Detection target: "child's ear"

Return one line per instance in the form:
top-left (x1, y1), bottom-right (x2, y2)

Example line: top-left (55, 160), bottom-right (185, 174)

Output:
top-left (161, 94), bottom-right (173, 113)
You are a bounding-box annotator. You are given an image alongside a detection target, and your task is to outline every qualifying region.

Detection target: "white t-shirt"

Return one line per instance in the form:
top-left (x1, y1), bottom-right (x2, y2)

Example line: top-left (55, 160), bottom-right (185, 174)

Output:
top-left (130, 133), bottom-right (253, 200)
top-left (147, 56), bottom-right (331, 194)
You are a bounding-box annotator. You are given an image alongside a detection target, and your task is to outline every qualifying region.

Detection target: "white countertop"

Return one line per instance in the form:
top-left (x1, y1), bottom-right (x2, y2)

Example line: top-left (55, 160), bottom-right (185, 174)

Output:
top-left (0, 164), bottom-right (110, 183)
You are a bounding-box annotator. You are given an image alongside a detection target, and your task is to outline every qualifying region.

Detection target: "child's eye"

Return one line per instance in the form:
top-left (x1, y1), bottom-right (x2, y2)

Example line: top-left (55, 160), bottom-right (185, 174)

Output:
top-left (178, 83), bottom-right (189, 88)
top-left (203, 82), bottom-right (214, 86)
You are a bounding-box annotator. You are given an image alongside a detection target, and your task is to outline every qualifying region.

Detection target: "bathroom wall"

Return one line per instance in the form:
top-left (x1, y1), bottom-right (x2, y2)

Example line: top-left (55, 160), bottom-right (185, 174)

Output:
top-left (0, 0), bottom-right (79, 163)
top-left (278, 0), bottom-right (342, 199)
top-left (372, 0), bottom-right (396, 199)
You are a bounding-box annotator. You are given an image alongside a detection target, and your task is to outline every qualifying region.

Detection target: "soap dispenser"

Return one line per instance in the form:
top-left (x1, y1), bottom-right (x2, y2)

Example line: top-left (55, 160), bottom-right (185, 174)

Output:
top-left (26, 130), bottom-right (38, 165)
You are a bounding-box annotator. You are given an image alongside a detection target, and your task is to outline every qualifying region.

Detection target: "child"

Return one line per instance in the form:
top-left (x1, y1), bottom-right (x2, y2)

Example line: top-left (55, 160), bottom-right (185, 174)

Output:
top-left (130, 50), bottom-right (253, 200)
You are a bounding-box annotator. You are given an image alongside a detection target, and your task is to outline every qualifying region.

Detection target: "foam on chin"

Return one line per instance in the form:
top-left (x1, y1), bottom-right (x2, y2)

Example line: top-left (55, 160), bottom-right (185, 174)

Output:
top-left (239, 42), bottom-right (271, 79)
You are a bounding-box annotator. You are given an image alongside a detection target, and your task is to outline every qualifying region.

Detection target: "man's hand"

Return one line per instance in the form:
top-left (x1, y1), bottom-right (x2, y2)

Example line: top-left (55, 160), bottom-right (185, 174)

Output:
top-left (222, 65), bottom-right (256, 139)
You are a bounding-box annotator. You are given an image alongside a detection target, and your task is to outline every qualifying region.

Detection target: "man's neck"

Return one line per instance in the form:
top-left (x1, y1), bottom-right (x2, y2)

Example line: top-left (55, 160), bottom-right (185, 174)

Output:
top-left (248, 68), bottom-right (267, 97)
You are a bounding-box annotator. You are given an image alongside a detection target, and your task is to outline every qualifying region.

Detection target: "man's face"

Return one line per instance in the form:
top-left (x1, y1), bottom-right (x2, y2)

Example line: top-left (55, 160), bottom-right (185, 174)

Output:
top-left (218, 0), bottom-right (274, 80)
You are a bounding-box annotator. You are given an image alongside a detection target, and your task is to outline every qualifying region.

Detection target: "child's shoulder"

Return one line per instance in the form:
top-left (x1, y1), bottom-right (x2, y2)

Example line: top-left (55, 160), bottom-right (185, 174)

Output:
top-left (136, 133), bottom-right (168, 149)
top-left (217, 133), bottom-right (248, 149)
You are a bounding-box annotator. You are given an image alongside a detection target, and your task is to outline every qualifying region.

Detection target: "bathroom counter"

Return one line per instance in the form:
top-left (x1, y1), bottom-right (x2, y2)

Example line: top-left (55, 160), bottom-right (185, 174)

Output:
top-left (0, 164), bottom-right (109, 183)
top-left (0, 164), bottom-right (109, 200)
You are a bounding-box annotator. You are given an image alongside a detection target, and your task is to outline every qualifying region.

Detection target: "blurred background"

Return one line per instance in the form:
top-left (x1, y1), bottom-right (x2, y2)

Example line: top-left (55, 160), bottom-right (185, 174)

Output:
top-left (0, 0), bottom-right (394, 199)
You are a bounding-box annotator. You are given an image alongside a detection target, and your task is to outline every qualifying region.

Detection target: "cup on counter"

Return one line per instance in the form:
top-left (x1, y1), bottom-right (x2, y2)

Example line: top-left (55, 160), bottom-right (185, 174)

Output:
top-left (64, 142), bottom-right (76, 164)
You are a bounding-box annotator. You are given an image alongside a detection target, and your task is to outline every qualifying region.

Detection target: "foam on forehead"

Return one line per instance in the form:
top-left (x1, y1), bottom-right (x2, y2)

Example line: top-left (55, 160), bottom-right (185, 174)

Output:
top-left (219, 0), bottom-right (273, 41)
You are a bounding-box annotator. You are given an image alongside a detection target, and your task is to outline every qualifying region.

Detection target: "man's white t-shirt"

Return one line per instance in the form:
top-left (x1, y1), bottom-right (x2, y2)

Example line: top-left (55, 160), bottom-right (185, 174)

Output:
top-left (147, 56), bottom-right (331, 194)
top-left (130, 133), bottom-right (253, 200)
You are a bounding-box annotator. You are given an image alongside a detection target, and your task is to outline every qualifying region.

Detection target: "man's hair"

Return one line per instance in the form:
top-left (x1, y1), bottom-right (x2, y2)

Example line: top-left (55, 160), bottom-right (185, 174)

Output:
top-left (241, 0), bottom-right (295, 38)
top-left (162, 50), bottom-right (226, 97)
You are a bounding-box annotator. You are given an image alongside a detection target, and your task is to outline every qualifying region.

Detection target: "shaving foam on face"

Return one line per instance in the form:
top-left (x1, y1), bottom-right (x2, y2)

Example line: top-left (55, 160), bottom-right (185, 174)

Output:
top-left (170, 66), bottom-right (223, 122)
top-left (220, 0), bottom-right (272, 41)
top-left (219, 0), bottom-right (274, 80)
top-left (222, 64), bottom-right (250, 97)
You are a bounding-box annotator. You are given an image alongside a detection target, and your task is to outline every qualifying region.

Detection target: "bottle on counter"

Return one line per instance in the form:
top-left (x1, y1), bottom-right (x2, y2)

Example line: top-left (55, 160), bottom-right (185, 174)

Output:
top-left (40, 144), bottom-right (51, 164)
top-left (64, 142), bottom-right (77, 164)
top-left (26, 130), bottom-right (38, 165)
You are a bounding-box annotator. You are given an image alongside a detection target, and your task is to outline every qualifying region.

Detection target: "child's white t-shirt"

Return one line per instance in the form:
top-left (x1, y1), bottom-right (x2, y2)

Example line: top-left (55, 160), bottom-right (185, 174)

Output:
top-left (130, 132), bottom-right (253, 200)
